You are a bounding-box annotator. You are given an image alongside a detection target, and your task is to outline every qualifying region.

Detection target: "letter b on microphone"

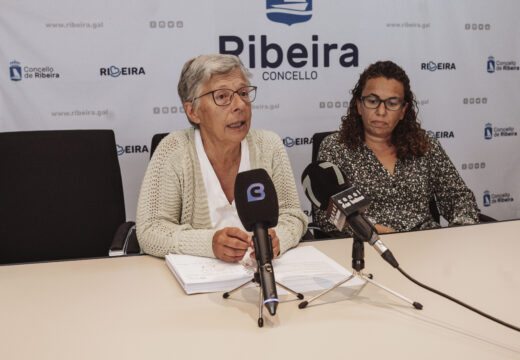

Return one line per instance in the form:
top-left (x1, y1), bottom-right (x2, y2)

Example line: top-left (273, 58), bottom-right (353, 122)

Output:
top-left (247, 183), bottom-right (265, 202)
top-left (234, 169), bottom-right (279, 232)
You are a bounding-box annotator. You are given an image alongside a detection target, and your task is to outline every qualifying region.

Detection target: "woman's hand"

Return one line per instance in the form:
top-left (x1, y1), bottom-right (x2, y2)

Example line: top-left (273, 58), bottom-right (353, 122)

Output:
top-left (374, 224), bottom-right (396, 234)
top-left (212, 227), bottom-right (252, 263)
top-left (250, 228), bottom-right (281, 259)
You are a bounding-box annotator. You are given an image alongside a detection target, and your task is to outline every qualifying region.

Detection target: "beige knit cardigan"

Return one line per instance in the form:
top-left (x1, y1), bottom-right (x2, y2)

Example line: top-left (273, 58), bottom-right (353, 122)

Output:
top-left (136, 127), bottom-right (308, 258)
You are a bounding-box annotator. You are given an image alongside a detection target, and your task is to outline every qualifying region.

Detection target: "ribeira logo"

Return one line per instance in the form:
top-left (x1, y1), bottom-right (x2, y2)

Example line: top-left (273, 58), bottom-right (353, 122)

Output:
top-left (486, 55), bottom-right (519, 73)
top-left (10, 61), bottom-right (22, 81)
top-left (9, 60), bottom-right (60, 80)
top-left (100, 66), bottom-right (146, 77)
top-left (247, 183), bottom-right (266, 202)
top-left (483, 190), bottom-right (514, 207)
top-left (220, 1), bottom-right (355, 81)
top-left (266, 0), bottom-right (312, 26)
top-left (219, 34), bottom-right (359, 81)
top-left (484, 122), bottom-right (518, 140)
top-left (116, 144), bottom-right (149, 156)
top-left (421, 61), bottom-right (456, 71)
top-left (283, 136), bottom-right (312, 147)
top-left (427, 130), bottom-right (454, 139)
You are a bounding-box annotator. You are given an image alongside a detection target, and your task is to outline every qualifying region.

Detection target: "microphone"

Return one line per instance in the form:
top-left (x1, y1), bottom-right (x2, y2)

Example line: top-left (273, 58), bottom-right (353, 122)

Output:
top-left (302, 163), bottom-right (520, 331)
top-left (234, 168), bottom-right (279, 315)
top-left (301, 161), bottom-right (398, 268)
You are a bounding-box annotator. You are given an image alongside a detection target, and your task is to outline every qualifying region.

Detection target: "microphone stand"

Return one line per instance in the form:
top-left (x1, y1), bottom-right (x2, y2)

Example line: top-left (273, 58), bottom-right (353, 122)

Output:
top-left (223, 234), bottom-right (304, 328)
top-left (298, 235), bottom-right (423, 310)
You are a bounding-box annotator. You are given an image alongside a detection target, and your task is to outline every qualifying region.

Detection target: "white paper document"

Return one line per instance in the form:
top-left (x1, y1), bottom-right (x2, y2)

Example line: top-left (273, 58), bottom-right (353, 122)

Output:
top-left (165, 246), bottom-right (365, 295)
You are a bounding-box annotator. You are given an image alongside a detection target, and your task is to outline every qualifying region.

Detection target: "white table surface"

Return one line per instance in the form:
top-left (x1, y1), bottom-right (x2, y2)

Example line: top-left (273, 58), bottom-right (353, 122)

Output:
top-left (1, 220), bottom-right (519, 360)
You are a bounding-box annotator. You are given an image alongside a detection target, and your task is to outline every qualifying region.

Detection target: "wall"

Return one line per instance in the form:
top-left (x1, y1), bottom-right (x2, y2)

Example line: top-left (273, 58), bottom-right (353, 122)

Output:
top-left (1, 0), bottom-right (519, 221)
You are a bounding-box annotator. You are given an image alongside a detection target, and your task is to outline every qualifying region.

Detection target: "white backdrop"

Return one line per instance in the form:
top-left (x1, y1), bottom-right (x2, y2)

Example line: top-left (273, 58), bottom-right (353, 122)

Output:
top-left (1, 0), bottom-right (519, 222)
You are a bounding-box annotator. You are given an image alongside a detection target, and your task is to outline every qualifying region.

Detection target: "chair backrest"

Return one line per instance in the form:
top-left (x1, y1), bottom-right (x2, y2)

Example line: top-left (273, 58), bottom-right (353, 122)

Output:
top-left (0, 130), bottom-right (127, 264)
top-left (150, 133), bottom-right (168, 158)
top-left (308, 131), bottom-right (339, 239)
top-left (311, 131), bottom-right (337, 162)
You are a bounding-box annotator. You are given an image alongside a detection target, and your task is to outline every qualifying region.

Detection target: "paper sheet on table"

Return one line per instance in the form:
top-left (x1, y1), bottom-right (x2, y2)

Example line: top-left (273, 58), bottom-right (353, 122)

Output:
top-left (166, 245), bottom-right (364, 295)
top-left (273, 245), bottom-right (365, 294)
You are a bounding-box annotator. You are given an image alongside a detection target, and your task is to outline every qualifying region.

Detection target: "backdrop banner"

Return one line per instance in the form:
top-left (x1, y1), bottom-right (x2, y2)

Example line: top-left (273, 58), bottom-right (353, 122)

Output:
top-left (1, 0), bottom-right (519, 222)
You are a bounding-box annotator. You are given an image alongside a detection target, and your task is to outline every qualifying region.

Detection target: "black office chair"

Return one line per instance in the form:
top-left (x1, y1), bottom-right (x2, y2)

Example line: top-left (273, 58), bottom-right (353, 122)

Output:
top-left (150, 132), bottom-right (168, 158)
top-left (428, 196), bottom-right (496, 224)
top-left (0, 130), bottom-right (137, 264)
top-left (304, 131), bottom-right (340, 240)
top-left (311, 130), bottom-right (337, 162)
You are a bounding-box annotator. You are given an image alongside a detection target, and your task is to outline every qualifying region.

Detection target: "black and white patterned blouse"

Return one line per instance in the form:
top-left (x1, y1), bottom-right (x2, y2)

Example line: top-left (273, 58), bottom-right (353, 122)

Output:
top-left (315, 132), bottom-right (480, 236)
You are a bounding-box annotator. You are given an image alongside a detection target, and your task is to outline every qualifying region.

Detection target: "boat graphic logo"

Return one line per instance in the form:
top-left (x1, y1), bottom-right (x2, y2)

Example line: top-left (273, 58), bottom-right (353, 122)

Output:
top-left (266, 0), bottom-right (312, 26)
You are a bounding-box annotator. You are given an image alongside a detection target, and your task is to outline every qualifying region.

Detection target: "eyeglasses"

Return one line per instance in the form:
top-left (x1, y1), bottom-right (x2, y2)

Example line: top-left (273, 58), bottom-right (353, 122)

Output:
top-left (360, 94), bottom-right (406, 111)
top-left (192, 86), bottom-right (257, 106)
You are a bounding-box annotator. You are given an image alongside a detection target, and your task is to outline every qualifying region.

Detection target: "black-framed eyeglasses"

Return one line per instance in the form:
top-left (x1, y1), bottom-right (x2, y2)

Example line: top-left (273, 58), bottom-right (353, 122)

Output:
top-left (360, 94), bottom-right (406, 111)
top-left (192, 86), bottom-right (257, 106)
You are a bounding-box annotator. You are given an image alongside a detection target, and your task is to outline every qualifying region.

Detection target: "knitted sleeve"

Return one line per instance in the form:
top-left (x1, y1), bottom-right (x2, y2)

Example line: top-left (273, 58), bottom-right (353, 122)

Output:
top-left (255, 130), bottom-right (308, 254)
top-left (135, 132), bottom-right (216, 258)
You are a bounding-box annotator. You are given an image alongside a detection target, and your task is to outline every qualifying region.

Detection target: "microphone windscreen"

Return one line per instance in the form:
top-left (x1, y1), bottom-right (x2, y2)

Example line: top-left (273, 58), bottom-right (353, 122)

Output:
top-left (234, 169), bottom-right (279, 231)
top-left (301, 161), bottom-right (351, 210)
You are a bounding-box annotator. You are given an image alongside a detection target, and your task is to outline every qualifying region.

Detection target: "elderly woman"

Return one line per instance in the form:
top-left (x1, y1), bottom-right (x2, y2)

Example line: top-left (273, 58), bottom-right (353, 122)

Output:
top-left (136, 54), bottom-right (307, 262)
top-left (315, 61), bottom-right (480, 236)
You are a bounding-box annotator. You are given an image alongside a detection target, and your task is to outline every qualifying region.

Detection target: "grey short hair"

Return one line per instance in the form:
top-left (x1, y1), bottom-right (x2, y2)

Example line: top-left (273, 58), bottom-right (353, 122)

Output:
top-left (177, 54), bottom-right (253, 127)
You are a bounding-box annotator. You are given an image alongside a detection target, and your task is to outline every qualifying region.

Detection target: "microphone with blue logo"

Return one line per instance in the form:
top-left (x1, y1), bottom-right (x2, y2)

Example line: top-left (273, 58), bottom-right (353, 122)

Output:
top-left (224, 168), bottom-right (303, 327)
top-left (234, 168), bottom-right (279, 318)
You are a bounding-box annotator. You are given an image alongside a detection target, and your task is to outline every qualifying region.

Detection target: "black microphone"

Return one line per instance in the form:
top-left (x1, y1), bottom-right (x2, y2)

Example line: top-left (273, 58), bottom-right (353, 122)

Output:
top-left (302, 161), bottom-right (398, 268)
top-left (302, 163), bottom-right (520, 331)
top-left (234, 168), bottom-right (279, 315)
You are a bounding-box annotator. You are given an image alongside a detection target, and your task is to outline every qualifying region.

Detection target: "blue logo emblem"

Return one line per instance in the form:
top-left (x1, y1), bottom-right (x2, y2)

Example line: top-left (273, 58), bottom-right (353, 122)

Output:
top-left (116, 144), bottom-right (124, 156)
top-left (487, 56), bottom-right (495, 73)
top-left (484, 123), bottom-right (493, 140)
top-left (266, 0), bottom-right (312, 26)
top-left (247, 183), bottom-right (266, 202)
top-left (283, 136), bottom-right (295, 147)
top-left (10, 60), bottom-right (22, 81)
top-left (427, 61), bottom-right (437, 71)
top-left (483, 191), bottom-right (491, 207)
top-left (110, 66), bottom-right (121, 77)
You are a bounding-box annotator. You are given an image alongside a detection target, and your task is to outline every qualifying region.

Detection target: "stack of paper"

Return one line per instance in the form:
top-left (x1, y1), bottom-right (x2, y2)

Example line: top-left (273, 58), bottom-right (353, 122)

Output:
top-left (166, 253), bottom-right (252, 294)
top-left (166, 246), bottom-right (365, 295)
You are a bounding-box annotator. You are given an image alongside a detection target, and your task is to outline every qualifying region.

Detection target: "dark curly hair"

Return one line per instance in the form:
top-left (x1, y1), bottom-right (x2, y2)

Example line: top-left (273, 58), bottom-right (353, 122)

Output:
top-left (339, 61), bottom-right (429, 158)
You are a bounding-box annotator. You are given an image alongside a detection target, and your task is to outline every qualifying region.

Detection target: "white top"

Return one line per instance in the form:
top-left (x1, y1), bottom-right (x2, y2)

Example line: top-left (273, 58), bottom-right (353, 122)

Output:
top-left (194, 129), bottom-right (250, 231)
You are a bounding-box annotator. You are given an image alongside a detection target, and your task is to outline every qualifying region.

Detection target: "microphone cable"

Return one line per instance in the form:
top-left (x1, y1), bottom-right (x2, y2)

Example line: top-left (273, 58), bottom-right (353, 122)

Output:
top-left (396, 266), bottom-right (520, 332)
top-left (300, 161), bottom-right (520, 331)
top-left (379, 247), bottom-right (520, 332)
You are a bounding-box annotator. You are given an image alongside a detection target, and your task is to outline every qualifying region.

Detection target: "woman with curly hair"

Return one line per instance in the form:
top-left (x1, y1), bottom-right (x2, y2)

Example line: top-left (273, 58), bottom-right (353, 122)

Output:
top-left (315, 61), bottom-right (480, 236)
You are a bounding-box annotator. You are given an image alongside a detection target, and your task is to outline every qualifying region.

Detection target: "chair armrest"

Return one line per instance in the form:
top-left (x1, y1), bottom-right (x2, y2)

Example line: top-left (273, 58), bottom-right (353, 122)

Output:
top-left (125, 227), bottom-right (141, 254)
top-left (301, 229), bottom-right (315, 242)
top-left (303, 222), bottom-right (344, 241)
top-left (479, 214), bottom-right (497, 223)
top-left (109, 221), bottom-right (136, 256)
